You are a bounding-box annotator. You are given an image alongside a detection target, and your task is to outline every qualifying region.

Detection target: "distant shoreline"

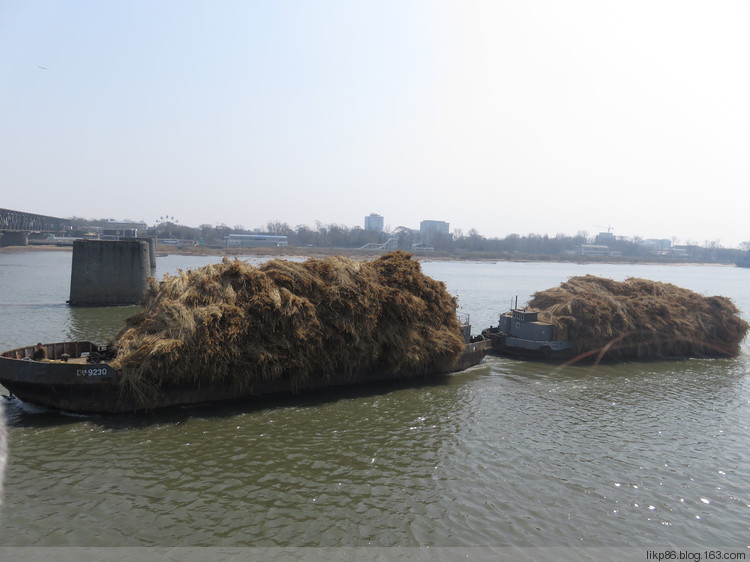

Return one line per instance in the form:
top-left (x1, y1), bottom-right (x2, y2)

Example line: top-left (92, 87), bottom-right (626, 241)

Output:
top-left (0, 243), bottom-right (735, 267)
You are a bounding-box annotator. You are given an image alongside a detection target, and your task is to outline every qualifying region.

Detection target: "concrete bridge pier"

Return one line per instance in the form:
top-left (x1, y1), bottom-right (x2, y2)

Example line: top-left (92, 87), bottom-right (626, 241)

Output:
top-left (140, 236), bottom-right (157, 270)
top-left (0, 231), bottom-right (29, 247)
top-left (69, 239), bottom-right (151, 306)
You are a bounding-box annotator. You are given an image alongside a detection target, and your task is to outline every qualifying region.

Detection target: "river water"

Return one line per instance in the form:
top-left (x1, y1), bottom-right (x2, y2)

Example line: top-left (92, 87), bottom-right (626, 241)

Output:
top-left (0, 251), bottom-right (748, 548)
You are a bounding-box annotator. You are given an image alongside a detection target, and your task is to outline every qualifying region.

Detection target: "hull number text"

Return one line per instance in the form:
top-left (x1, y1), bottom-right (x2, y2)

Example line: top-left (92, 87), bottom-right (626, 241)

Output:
top-left (76, 367), bottom-right (109, 377)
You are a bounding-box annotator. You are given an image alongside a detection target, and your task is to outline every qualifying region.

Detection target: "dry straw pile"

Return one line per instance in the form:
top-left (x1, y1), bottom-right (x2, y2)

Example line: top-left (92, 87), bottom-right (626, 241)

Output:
top-left (527, 275), bottom-right (748, 360)
top-left (110, 251), bottom-right (464, 403)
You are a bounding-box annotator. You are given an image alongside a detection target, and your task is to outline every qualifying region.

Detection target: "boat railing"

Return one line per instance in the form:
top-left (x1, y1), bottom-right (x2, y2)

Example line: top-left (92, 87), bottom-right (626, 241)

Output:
top-left (3, 341), bottom-right (101, 361)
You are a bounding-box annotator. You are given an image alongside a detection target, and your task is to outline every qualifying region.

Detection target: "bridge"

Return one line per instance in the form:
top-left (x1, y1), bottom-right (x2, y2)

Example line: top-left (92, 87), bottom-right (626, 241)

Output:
top-left (0, 207), bottom-right (73, 246)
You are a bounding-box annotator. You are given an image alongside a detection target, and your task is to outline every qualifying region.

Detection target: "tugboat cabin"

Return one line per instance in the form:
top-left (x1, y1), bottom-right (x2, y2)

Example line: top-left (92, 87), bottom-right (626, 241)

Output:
top-left (483, 307), bottom-right (571, 358)
top-left (499, 309), bottom-right (555, 342)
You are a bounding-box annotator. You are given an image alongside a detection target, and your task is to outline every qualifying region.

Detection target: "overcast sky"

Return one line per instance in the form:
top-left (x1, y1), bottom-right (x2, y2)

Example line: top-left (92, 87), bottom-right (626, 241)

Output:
top-left (2, 1), bottom-right (749, 247)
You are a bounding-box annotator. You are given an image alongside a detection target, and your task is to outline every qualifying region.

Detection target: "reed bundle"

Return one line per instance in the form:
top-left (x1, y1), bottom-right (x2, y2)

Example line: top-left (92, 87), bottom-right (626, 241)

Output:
top-left (527, 275), bottom-right (748, 360)
top-left (110, 251), bottom-right (464, 403)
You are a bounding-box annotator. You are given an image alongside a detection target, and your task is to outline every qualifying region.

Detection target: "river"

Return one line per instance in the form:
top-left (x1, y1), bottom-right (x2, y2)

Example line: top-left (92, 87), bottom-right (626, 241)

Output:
top-left (0, 251), bottom-right (748, 551)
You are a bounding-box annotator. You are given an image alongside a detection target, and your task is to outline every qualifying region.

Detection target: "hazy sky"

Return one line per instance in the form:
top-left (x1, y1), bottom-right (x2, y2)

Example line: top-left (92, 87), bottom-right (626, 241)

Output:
top-left (2, 1), bottom-right (749, 246)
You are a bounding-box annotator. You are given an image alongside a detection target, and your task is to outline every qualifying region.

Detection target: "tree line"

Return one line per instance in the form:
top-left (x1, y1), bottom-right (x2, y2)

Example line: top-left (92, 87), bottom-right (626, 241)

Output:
top-left (69, 218), bottom-right (748, 263)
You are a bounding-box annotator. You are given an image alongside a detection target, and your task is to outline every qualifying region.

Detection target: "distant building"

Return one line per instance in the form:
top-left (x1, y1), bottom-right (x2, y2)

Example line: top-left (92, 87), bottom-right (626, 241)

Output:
top-left (639, 239), bottom-right (672, 255)
top-left (670, 244), bottom-right (700, 258)
top-left (594, 231), bottom-right (616, 245)
top-left (364, 213), bottom-right (384, 232)
top-left (158, 239), bottom-right (196, 247)
top-left (575, 244), bottom-right (621, 257)
top-left (223, 234), bottom-right (288, 247)
top-left (670, 246), bottom-right (690, 257)
top-left (419, 220), bottom-right (449, 242)
top-left (101, 229), bottom-right (137, 240)
top-left (101, 219), bottom-right (148, 239)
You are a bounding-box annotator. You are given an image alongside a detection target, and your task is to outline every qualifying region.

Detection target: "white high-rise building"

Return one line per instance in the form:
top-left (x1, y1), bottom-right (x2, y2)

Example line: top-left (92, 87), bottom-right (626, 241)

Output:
top-left (419, 220), bottom-right (449, 241)
top-left (365, 213), bottom-right (384, 232)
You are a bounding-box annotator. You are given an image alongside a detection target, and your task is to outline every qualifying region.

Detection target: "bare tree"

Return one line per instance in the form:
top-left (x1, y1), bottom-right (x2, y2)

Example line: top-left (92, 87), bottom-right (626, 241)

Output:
top-left (266, 221), bottom-right (292, 236)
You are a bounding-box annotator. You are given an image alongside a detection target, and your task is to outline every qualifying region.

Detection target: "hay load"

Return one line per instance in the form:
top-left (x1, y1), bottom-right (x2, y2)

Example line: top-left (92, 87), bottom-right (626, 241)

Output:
top-left (109, 251), bottom-right (465, 404)
top-left (526, 275), bottom-right (749, 360)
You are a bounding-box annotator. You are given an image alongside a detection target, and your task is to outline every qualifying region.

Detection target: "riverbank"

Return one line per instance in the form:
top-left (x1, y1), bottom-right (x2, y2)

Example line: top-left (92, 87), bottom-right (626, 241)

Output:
top-left (0, 243), bottom-right (374, 260)
top-left (0, 244), bottom-right (73, 253)
top-left (0, 243), bottom-right (736, 266)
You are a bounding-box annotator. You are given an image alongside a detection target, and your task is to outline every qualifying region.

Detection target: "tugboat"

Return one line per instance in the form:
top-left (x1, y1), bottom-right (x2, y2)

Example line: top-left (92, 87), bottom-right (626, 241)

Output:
top-left (482, 300), bottom-right (571, 360)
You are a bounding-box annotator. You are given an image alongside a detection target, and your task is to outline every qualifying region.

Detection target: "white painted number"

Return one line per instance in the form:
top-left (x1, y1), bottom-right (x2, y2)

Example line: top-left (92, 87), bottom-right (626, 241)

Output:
top-left (76, 367), bottom-right (108, 377)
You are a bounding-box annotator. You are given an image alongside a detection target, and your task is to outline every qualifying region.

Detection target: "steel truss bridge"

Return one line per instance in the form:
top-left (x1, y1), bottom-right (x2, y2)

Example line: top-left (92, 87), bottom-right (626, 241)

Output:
top-left (0, 208), bottom-right (73, 246)
top-left (1, 208), bottom-right (72, 232)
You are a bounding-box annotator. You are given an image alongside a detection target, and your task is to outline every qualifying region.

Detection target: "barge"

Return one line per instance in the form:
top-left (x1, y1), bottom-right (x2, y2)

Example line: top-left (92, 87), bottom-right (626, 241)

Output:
top-left (0, 326), bottom-right (491, 415)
